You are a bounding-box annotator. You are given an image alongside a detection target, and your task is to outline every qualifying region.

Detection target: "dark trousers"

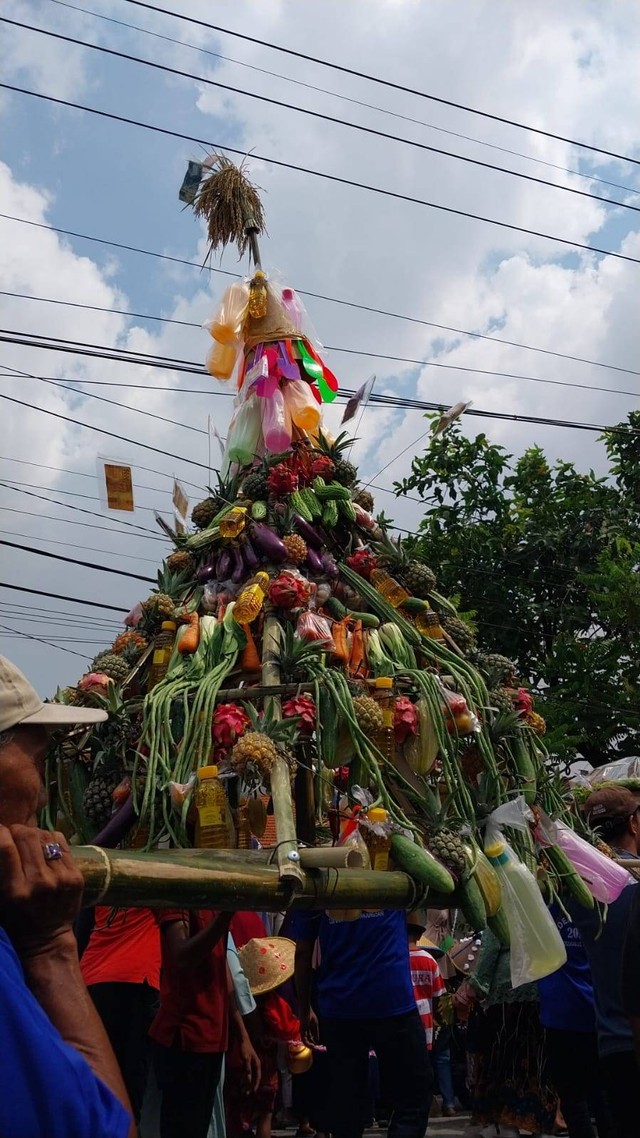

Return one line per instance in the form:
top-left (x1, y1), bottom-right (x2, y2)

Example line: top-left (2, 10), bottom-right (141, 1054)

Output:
top-left (600, 1050), bottom-right (639, 1138)
top-left (88, 981), bottom-right (158, 1123)
top-left (545, 1028), bottom-right (614, 1138)
top-left (153, 1041), bottom-right (223, 1138)
top-left (321, 1009), bottom-right (432, 1138)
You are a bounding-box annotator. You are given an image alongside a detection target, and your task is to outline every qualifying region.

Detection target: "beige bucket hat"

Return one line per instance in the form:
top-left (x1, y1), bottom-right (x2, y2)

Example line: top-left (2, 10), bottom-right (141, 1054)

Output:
top-left (0, 656), bottom-right (107, 734)
top-left (237, 937), bottom-right (296, 995)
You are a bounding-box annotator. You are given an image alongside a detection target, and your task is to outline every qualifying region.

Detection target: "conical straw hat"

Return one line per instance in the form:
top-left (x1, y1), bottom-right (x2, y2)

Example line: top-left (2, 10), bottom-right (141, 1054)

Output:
top-left (237, 936), bottom-right (296, 995)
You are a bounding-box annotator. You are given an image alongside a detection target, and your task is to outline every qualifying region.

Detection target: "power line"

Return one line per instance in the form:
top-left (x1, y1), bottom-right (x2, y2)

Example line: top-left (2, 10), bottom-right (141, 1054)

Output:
top-left (0, 621), bottom-right (91, 659)
top-left (0, 537), bottom-right (156, 582)
top-left (0, 600), bottom-right (122, 624)
top-left (3, 86), bottom-right (639, 266)
top-left (2, 289), bottom-right (633, 386)
top-left (3, 33), bottom-right (635, 217)
top-left (2, 330), bottom-right (637, 436)
top-left (0, 583), bottom-right (131, 613)
top-left (0, 447), bottom-right (206, 492)
top-left (121, 0), bottom-right (640, 167)
top-left (0, 482), bottom-right (168, 536)
top-left (0, 478), bottom-right (167, 513)
top-left (3, 240), bottom-right (640, 379)
top-left (0, 503), bottom-right (168, 540)
top-left (49, 0), bottom-right (640, 200)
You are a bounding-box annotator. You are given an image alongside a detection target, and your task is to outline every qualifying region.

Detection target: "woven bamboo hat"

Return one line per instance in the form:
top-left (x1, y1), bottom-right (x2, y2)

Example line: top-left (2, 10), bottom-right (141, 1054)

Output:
top-left (238, 937), bottom-right (296, 995)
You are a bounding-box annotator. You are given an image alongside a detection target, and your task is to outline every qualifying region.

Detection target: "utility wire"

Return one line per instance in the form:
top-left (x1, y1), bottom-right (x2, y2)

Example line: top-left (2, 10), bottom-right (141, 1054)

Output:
top-left (0, 600), bottom-right (122, 624)
top-left (120, 0), bottom-right (640, 167)
top-left (3, 237), bottom-right (640, 378)
top-left (0, 482), bottom-right (169, 536)
top-left (0, 537), bottom-right (156, 582)
top-left (1, 478), bottom-right (167, 513)
top-left (3, 84), bottom-right (639, 265)
top-left (4, 329), bottom-right (640, 401)
top-left (2, 289), bottom-right (633, 386)
top-left (3, 32), bottom-right (635, 217)
top-left (47, 0), bottom-right (640, 199)
top-left (0, 503), bottom-right (168, 540)
top-left (0, 621), bottom-right (91, 658)
top-left (0, 444), bottom-right (206, 492)
top-left (1, 583), bottom-right (130, 613)
top-left (2, 333), bottom-right (638, 436)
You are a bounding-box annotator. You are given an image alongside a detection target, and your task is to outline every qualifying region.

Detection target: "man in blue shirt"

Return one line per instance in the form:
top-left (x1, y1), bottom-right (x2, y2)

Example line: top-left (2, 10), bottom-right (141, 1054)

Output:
top-left (569, 786), bottom-right (640, 1138)
top-left (292, 908), bottom-right (432, 1138)
top-left (0, 655), bottom-right (133, 1138)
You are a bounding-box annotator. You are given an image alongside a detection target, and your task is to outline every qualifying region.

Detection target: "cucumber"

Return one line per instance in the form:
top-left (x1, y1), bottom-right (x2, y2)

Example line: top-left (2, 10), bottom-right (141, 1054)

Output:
top-left (456, 874), bottom-right (488, 931)
top-left (401, 597), bottom-right (430, 614)
top-left (511, 736), bottom-right (537, 805)
top-left (390, 833), bottom-right (455, 894)
top-left (325, 596), bottom-right (348, 620)
top-left (487, 907), bottom-right (511, 946)
top-left (338, 498), bottom-right (356, 522)
top-left (545, 845), bottom-right (595, 909)
top-left (290, 491), bottom-right (313, 523)
top-left (300, 487), bottom-right (322, 519)
top-left (348, 610), bottom-right (380, 628)
top-left (323, 500), bottom-right (339, 527)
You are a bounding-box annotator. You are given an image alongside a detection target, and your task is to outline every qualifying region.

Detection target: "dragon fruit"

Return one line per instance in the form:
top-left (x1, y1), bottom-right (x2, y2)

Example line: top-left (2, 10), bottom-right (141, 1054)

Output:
top-left (346, 549), bottom-right (378, 579)
top-left (212, 703), bottom-right (250, 748)
top-left (268, 571), bottom-right (311, 610)
top-left (267, 463), bottom-right (299, 496)
top-left (310, 454), bottom-right (335, 479)
top-left (78, 672), bottom-right (113, 696)
top-left (282, 694), bottom-right (317, 734)
top-left (394, 696), bottom-right (419, 744)
top-left (513, 687), bottom-right (534, 715)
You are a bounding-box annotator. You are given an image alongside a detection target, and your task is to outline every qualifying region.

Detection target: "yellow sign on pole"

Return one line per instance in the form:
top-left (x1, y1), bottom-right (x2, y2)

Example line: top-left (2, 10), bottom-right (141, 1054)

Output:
top-left (104, 463), bottom-right (135, 512)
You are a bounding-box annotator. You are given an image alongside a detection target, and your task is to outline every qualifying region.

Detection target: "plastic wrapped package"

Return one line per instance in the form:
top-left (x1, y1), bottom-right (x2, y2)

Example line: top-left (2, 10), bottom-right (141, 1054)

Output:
top-left (206, 338), bottom-right (241, 381)
top-left (282, 378), bottom-right (322, 431)
top-left (296, 610), bottom-right (334, 647)
top-left (261, 385), bottom-right (292, 452)
top-left (484, 798), bottom-right (566, 987)
top-left (205, 281), bottom-right (250, 344)
top-left (535, 810), bottom-right (633, 903)
top-left (586, 756), bottom-right (640, 784)
top-left (225, 392), bottom-right (262, 467)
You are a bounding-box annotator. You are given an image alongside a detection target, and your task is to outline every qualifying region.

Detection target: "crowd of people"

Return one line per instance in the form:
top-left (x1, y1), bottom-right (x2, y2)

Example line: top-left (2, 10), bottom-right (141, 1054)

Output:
top-left (2, 653), bottom-right (640, 1138)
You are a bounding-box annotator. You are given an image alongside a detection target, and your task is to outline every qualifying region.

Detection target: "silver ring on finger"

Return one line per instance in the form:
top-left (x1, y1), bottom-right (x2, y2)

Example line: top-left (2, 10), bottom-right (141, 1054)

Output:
top-left (43, 842), bottom-right (63, 862)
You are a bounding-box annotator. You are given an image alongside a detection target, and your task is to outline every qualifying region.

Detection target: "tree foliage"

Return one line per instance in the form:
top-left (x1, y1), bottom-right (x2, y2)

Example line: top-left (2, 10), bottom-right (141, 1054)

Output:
top-left (395, 411), bottom-right (640, 767)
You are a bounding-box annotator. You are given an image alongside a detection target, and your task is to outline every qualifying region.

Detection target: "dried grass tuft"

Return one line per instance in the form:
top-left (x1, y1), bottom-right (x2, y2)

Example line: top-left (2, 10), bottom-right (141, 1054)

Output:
top-left (193, 154), bottom-right (266, 262)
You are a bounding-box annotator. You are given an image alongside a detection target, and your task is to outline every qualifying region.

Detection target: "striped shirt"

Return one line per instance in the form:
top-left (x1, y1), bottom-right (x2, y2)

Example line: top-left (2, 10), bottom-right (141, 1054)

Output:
top-left (409, 946), bottom-right (446, 1048)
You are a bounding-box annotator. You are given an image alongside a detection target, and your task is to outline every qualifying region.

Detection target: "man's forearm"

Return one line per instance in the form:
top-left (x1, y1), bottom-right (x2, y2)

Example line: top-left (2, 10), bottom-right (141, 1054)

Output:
top-left (22, 932), bottom-right (134, 1133)
top-left (169, 912), bottom-right (232, 969)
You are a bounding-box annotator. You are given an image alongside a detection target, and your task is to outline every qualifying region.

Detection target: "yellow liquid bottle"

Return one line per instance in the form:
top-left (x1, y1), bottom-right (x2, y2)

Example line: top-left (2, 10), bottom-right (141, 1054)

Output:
top-left (248, 270), bottom-right (268, 319)
top-left (235, 799), bottom-right (252, 849)
top-left (194, 765), bottom-right (232, 849)
top-left (219, 507), bottom-right (248, 539)
top-left (146, 621), bottom-right (176, 691)
top-left (233, 572), bottom-right (269, 623)
top-left (416, 610), bottom-right (445, 640)
top-left (364, 807), bottom-right (391, 871)
top-left (369, 569), bottom-right (410, 608)
top-left (371, 677), bottom-right (395, 764)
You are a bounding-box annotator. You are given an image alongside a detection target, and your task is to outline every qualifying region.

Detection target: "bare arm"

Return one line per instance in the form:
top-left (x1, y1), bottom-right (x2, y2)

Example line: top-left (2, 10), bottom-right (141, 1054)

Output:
top-left (294, 938), bottom-right (318, 1044)
top-left (0, 825), bottom-right (135, 1137)
top-left (227, 963), bottom-right (261, 1092)
top-left (162, 910), bottom-right (233, 969)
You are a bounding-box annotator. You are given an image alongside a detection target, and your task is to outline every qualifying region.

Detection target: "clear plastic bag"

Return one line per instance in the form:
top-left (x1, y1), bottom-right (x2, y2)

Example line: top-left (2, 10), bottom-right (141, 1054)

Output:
top-left (225, 392), bottom-right (262, 466)
top-left (535, 810), bottom-right (633, 903)
top-left (296, 610), bottom-right (334, 647)
top-left (206, 338), bottom-right (241, 381)
top-left (261, 386), bottom-right (292, 452)
top-left (586, 756), bottom-right (640, 784)
top-left (205, 281), bottom-right (250, 344)
top-left (484, 798), bottom-right (566, 987)
top-left (282, 379), bottom-right (321, 431)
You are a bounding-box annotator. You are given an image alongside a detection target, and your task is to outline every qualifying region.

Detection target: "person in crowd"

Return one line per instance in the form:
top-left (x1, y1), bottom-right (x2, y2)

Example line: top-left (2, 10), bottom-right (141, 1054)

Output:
top-left (81, 906), bottom-right (161, 1128)
top-left (150, 908), bottom-right (260, 1138)
top-left (621, 882), bottom-right (640, 1068)
top-left (293, 907), bottom-right (432, 1138)
top-left (208, 931), bottom-right (259, 1138)
top-left (226, 937), bottom-right (300, 1138)
top-left (455, 926), bottom-right (556, 1137)
top-left (0, 654), bottom-right (134, 1138)
top-left (406, 913), bottom-right (450, 1117)
top-left (568, 786), bottom-right (640, 1138)
top-left (538, 903), bottom-right (614, 1138)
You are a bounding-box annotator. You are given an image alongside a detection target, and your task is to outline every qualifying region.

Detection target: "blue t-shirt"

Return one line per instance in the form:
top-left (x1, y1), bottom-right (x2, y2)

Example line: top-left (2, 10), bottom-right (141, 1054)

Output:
top-left (538, 905), bottom-right (595, 1032)
top-left (569, 873), bottom-right (639, 1057)
top-left (289, 908), bottom-right (416, 1020)
top-left (0, 928), bottom-right (130, 1138)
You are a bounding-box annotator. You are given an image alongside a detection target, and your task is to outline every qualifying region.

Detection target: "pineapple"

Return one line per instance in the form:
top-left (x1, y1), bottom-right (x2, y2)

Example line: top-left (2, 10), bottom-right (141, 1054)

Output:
top-left (140, 565), bottom-right (191, 634)
top-left (191, 497), bottom-right (218, 529)
top-left (352, 695), bottom-right (384, 733)
top-left (525, 710), bottom-right (547, 736)
top-left (282, 533), bottom-right (308, 564)
top-left (242, 465), bottom-right (270, 501)
top-left (353, 487), bottom-right (374, 512)
top-left (428, 828), bottom-right (468, 876)
top-left (442, 615), bottom-right (476, 653)
top-left (83, 775), bottom-right (118, 828)
top-left (112, 630), bottom-right (148, 664)
top-left (192, 473), bottom-right (239, 528)
top-left (488, 688), bottom-right (514, 715)
top-left (91, 652), bottom-right (130, 684)
top-left (166, 550), bottom-right (196, 576)
top-left (372, 531), bottom-right (437, 598)
top-left (231, 731), bottom-right (279, 778)
top-left (316, 430), bottom-right (357, 487)
top-left (474, 651), bottom-right (519, 688)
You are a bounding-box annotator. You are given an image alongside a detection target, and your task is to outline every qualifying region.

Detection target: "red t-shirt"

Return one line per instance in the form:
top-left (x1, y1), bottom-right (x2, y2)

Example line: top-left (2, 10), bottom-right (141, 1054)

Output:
top-left (80, 907), bottom-right (161, 989)
top-left (409, 946), bottom-right (446, 1049)
top-left (230, 911), bottom-right (267, 949)
top-left (149, 910), bottom-right (229, 1053)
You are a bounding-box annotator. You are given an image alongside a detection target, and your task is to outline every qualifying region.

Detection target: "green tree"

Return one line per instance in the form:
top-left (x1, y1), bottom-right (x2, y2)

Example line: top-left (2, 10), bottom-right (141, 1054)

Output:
top-left (395, 412), bottom-right (640, 767)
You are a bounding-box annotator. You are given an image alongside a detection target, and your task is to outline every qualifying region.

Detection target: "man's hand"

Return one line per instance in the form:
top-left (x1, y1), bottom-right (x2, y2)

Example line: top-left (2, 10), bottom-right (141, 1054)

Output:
top-left (239, 1037), bottom-right (261, 1094)
top-left (300, 1008), bottom-right (319, 1046)
top-left (0, 825), bottom-right (83, 955)
top-left (453, 980), bottom-right (477, 1023)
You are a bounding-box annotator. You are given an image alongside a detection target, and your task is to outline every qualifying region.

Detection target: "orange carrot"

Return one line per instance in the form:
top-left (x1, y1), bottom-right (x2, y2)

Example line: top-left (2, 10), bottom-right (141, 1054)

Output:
top-left (331, 618), bottom-right (350, 666)
top-left (349, 619), bottom-right (366, 678)
top-left (178, 611), bottom-right (200, 654)
top-left (241, 623), bottom-right (261, 671)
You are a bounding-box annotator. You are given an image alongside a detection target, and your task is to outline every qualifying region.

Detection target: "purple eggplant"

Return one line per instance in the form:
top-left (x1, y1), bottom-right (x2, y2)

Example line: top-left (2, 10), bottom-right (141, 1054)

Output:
top-left (250, 523), bottom-right (288, 563)
top-left (306, 546), bottom-right (324, 575)
top-left (216, 547), bottom-right (232, 580)
top-left (230, 544), bottom-right (245, 583)
top-left (197, 554), bottom-right (218, 585)
top-left (321, 552), bottom-right (339, 579)
top-left (292, 514), bottom-right (324, 550)
top-left (241, 536), bottom-right (259, 572)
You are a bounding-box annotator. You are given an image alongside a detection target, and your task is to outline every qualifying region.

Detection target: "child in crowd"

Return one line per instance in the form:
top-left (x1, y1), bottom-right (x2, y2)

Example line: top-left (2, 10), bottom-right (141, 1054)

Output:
top-left (225, 937), bottom-right (303, 1138)
top-left (406, 912), bottom-right (448, 1117)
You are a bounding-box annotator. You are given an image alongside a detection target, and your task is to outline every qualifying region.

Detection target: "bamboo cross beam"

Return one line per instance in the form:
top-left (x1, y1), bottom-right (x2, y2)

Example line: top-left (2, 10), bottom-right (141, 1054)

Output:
top-left (72, 847), bottom-right (415, 911)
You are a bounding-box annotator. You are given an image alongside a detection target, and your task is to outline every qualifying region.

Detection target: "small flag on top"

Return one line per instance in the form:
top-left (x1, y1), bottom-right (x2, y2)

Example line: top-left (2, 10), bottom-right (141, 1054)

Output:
top-left (341, 375), bottom-right (376, 425)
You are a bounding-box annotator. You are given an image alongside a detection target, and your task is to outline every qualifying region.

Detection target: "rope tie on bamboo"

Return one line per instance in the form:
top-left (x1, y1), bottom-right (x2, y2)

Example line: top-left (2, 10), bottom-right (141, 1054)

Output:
top-left (84, 845), bottom-right (113, 904)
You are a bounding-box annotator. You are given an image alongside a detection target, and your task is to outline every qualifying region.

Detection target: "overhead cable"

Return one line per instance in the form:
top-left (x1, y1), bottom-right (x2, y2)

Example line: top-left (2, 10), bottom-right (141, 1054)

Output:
top-left (0, 537), bottom-right (156, 582)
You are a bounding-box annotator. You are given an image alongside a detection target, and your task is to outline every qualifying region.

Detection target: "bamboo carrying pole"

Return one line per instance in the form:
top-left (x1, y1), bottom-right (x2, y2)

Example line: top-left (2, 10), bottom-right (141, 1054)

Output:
top-left (71, 847), bottom-right (413, 911)
top-left (173, 846), bottom-right (365, 869)
top-left (262, 610), bottom-right (304, 889)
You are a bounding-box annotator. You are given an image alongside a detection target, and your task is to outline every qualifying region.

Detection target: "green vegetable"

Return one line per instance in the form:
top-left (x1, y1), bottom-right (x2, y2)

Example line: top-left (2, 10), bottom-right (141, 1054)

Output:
top-left (340, 564), bottom-right (422, 646)
top-left (290, 491), bottom-right (313, 522)
top-left (545, 845), bottom-right (594, 909)
top-left (323, 500), bottom-right (339, 527)
top-left (456, 874), bottom-right (488, 930)
top-left (487, 907), bottom-right (511, 946)
top-left (299, 487), bottom-right (322, 519)
top-left (251, 500), bottom-right (268, 521)
top-left (325, 596), bottom-right (348, 620)
top-left (338, 498), bottom-right (356, 522)
top-left (391, 833), bottom-right (455, 894)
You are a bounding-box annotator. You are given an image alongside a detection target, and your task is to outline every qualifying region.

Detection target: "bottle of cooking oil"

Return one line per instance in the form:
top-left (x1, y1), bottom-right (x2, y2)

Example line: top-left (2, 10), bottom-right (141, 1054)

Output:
top-left (146, 621), bottom-right (176, 691)
top-left (219, 506), bottom-right (248, 539)
top-left (194, 765), bottom-right (233, 849)
top-left (371, 677), bottom-right (395, 764)
top-left (248, 270), bottom-right (268, 319)
top-left (233, 571), bottom-right (270, 624)
top-left (235, 799), bottom-right (252, 849)
top-left (364, 807), bottom-right (392, 871)
top-left (369, 568), bottom-right (410, 608)
top-left (416, 609), bottom-right (445, 640)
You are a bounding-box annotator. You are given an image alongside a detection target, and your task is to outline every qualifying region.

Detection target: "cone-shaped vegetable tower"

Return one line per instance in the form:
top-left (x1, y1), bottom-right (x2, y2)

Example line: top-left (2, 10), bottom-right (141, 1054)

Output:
top-left (49, 158), bottom-right (616, 924)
